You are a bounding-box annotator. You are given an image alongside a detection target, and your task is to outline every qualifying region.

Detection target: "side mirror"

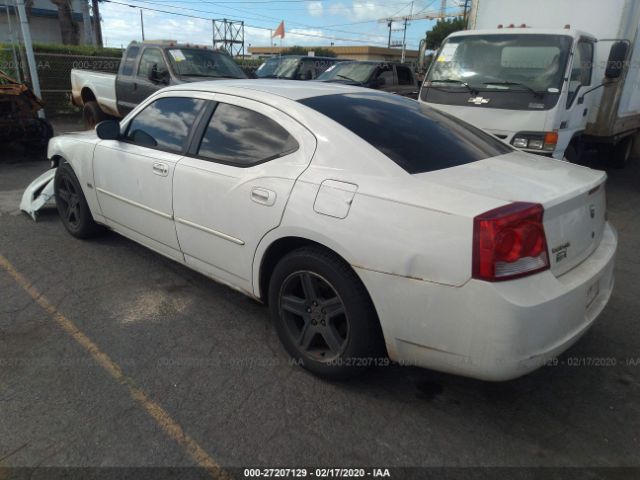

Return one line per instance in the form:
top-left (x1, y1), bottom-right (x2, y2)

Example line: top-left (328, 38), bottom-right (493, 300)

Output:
top-left (605, 41), bottom-right (629, 79)
top-left (95, 120), bottom-right (120, 140)
top-left (148, 64), bottom-right (169, 84)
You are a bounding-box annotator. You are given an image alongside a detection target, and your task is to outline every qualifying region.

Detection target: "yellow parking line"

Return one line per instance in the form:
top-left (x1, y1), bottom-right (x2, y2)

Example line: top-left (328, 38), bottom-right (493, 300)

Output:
top-left (0, 254), bottom-right (230, 479)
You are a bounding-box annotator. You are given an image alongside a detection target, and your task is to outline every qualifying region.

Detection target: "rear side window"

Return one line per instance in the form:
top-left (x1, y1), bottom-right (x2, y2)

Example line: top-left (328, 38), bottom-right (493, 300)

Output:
top-left (298, 93), bottom-right (512, 174)
top-left (120, 46), bottom-right (140, 76)
top-left (125, 97), bottom-right (205, 153)
top-left (197, 103), bottom-right (298, 166)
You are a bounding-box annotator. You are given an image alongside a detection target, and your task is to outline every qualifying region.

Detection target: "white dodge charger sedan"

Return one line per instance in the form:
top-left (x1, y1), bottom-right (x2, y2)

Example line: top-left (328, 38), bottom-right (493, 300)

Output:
top-left (48, 80), bottom-right (617, 381)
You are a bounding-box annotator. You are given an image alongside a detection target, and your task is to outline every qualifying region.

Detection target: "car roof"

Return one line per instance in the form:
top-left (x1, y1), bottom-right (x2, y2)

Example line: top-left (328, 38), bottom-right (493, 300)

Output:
top-left (163, 79), bottom-right (365, 101)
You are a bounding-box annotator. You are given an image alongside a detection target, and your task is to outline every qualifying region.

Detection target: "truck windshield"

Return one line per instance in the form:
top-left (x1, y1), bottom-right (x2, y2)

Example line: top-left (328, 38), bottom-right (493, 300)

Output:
top-left (317, 63), bottom-right (376, 83)
top-left (256, 57), bottom-right (301, 79)
top-left (167, 49), bottom-right (246, 79)
top-left (426, 34), bottom-right (572, 93)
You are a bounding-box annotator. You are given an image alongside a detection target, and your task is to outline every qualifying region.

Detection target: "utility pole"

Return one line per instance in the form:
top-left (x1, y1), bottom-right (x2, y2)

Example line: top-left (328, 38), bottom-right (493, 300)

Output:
top-left (15, 0), bottom-right (44, 117)
top-left (401, 18), bottom-right (408, 62)
top-left (140, 9), bottom-right (145, 41)
top-left (400, 1), bottom-right (413, 63)
top-left (387, 20), bottom-right (392, 48)
top-left (463, 0), bottom-right (470, 24)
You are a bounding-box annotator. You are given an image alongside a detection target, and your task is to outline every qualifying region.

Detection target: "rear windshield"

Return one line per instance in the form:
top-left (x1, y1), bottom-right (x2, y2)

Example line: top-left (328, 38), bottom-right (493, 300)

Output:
top-left (298, 93), bottom-right (512, 173)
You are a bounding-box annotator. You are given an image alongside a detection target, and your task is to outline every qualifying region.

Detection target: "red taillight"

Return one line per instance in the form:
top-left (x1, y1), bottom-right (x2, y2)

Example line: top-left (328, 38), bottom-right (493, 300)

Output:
top-left (472, 202), bottom-right (550, 281)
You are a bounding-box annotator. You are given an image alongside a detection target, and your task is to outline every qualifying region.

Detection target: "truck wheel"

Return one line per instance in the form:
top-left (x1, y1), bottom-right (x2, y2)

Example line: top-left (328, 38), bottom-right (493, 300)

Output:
top-left (268, 246), bottom-right (385, 380)
top-left (612, 137), bottom-right (633, 169)
top-left (563, 145), bottom-right (579, 163)
top-left (600, 137), bottom-right (633, 169)
top-left (83, 101), bottom-right (106, 130)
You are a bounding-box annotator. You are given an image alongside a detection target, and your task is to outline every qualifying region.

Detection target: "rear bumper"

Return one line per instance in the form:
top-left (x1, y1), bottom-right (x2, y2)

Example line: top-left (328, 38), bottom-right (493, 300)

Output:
top-left (356, 222), bottom-right (617, 381)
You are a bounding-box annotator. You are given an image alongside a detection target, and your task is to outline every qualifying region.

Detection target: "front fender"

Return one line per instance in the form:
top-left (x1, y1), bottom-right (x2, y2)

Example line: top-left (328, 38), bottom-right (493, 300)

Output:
top-left (47, 133), bottom-right (104, 223)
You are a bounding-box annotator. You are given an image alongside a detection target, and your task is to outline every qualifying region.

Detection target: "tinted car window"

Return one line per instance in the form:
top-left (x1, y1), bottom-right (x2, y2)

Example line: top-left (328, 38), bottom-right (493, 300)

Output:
top-left (121, 46), bottom-right (140, 76)
top-left (125, 97), bottom-right (205, 153)
top-left (298, 93), bottom-right (512, 174)
top-left (197, 103), bottom-right (298, 166)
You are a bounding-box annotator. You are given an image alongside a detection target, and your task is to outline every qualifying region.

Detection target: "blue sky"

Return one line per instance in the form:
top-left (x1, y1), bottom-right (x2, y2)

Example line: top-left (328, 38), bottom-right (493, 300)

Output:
top-left (100, 0), bottom-right (463, 52)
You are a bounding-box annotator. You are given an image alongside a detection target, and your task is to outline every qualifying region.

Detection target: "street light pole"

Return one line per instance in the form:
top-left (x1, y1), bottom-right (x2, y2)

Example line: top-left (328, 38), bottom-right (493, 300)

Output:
top-left (14, 0), bottom-right (44, 117)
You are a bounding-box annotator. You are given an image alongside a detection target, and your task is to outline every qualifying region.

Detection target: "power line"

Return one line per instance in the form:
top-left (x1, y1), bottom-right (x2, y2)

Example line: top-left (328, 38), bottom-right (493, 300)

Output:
top-left (102, 0), bottom-right (391, 45)
top-left (114, 0), bottom-right (390, 41)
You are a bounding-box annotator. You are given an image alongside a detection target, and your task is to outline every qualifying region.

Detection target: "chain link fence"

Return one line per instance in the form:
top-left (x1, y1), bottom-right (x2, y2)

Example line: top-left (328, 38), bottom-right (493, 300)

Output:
top-left (1, 47), bottom-right (121, 116)
top-left (1, 46), bottom-right (261, 117)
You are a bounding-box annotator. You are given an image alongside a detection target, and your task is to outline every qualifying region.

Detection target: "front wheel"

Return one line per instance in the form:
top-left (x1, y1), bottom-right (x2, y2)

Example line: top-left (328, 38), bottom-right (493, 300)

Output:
top-left (268, 247), bottom-right (385, 380)
top-left (54, 162), bottom-right (103, 238)
top-left (563, 144), bottom-right (579, 163)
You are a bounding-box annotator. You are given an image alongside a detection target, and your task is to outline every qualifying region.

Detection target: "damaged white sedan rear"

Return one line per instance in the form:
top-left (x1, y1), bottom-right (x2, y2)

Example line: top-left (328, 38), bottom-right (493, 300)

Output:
top-left (45, 81), bottom-right (617, 381)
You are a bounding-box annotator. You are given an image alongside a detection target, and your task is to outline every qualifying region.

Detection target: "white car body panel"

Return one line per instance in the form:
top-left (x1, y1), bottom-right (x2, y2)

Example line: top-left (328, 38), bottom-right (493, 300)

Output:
top-left (47, 80), bottom-right (617, 381)
top-left (20, 168), bottom-right (56, 220)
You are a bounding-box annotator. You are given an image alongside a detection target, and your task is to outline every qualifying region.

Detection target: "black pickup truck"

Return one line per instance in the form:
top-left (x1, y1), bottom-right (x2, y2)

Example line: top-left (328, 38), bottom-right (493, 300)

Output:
top-left (71, 41), bottom-right (247, 128)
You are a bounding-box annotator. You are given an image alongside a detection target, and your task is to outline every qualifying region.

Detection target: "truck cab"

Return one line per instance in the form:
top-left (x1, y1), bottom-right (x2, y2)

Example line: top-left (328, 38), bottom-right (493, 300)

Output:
top-left (419, 0), bottom-right (640, 167)
top-left (420, 28), bottom-right (595, 161)
top-left (115, 41), bottom-right (247, 116)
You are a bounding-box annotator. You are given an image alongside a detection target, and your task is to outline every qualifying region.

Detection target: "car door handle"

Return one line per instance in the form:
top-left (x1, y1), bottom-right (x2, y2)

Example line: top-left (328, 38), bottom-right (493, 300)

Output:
top-left (152, 162), bottom-right (169, 177)
top-left (250, 187), bottom-right (276, 206)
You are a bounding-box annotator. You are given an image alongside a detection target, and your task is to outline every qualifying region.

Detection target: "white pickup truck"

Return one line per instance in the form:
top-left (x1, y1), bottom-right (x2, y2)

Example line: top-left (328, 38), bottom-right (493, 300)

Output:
top-left (71, 40), bottom-right (247, 128)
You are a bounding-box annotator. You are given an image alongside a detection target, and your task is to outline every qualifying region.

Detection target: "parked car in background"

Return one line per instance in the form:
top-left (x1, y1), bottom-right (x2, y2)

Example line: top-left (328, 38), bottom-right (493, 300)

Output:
top-left (317, 61), bottom-right (419, 99)
top-left (255, 55), bottom-right (345, 80)
top-left (48, 80), bottom-right (616, 382)
top-left (71, 40), bottom-right (247, 128)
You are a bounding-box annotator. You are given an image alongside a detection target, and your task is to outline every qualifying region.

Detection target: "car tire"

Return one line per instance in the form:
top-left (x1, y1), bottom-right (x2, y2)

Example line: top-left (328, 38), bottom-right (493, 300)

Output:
top-left (268, 246), bottom-right (384, 380)
top-left (54, 161), bottom-right (103, 239)
top-left (83, 101), bottom-right (107, 130)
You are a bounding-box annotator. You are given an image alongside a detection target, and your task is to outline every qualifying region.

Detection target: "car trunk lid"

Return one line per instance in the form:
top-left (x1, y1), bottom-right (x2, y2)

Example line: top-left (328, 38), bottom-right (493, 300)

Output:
top-left (418, 151), bottom-right (607, 276)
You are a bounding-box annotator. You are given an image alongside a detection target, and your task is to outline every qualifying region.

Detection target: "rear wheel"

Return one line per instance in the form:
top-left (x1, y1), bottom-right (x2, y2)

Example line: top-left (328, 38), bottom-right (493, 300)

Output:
top-left (269, 246), bottom-right (384, 380)
top-left (83, 101), bottom-right (107, 130)
top-left (54, 162), bottom-right (103, 238)
top-left (612, 136), bottom-right (633, 168)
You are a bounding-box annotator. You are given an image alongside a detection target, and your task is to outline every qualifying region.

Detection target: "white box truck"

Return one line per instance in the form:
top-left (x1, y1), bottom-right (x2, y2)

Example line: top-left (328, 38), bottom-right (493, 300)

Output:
top-left (419, 0), bottom-right (640, 167)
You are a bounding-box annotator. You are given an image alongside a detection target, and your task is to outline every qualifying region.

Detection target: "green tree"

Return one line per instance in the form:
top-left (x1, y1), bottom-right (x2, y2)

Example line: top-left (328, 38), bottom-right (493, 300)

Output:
top-left (280, 46), bottom-right (336, 57)
top-left (424, 17), bottom-right (467, 51)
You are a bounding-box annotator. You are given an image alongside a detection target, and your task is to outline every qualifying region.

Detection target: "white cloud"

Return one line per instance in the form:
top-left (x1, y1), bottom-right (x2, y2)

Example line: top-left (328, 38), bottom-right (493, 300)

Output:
top-left (329, 0), bottom-right (415, 21)
top-left (307, 1), bottom-right (324, 17)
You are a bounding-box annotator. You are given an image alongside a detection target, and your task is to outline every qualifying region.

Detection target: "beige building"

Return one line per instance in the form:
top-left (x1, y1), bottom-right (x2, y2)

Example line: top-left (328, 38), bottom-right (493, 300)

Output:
top-left (248, 45), bottom-right (419, 63)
